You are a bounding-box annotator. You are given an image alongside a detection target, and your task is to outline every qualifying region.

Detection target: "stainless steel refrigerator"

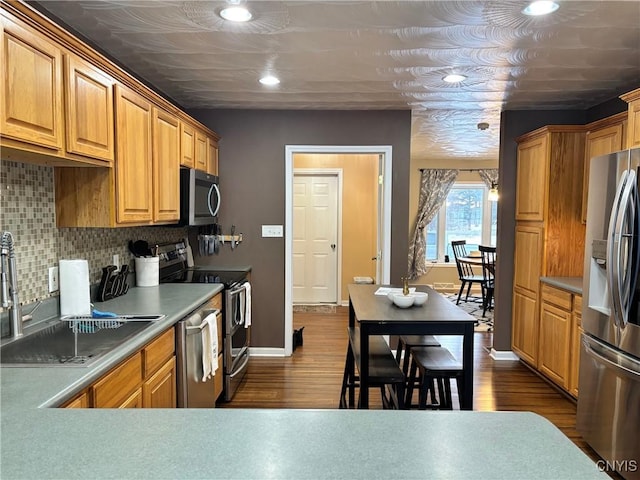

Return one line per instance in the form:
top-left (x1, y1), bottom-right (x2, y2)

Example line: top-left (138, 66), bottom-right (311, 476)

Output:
top-left (578, 148), bottom-right (640, 480)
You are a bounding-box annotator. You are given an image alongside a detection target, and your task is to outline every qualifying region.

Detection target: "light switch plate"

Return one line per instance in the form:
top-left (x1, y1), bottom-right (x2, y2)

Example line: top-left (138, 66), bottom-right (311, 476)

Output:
top-left (262, 225), bottom-right (283, 237)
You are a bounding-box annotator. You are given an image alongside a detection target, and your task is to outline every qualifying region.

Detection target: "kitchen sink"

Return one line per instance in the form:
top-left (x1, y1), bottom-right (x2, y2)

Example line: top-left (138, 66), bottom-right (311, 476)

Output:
top-left (0, 315), bottom-right (165, 367)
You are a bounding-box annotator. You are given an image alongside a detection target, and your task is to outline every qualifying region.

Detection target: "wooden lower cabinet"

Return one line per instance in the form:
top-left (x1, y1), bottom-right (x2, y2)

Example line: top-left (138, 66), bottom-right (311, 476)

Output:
top-left (60, 327), bottom-right (177, 408)
top-left (63, 392), bottom-right (89, 408)
top-left (538, 302), bottom-right (571, 387)
top-left (143, 356), bottom-right (176, 408)
top-left (92, 352), bottom-right (143, 408)
top-left (512, 288), bottom-right (539, 366)
top-left (536, 283), bottom-right (582, 397)
top-left (119, 387), bottom-right (143, 409)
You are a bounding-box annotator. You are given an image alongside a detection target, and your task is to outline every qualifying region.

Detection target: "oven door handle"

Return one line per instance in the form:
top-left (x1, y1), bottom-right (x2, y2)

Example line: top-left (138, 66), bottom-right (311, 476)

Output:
top-left (229, 351), bottom-right (249, 378)
top-left (228, 283), bottom-right (248, 296)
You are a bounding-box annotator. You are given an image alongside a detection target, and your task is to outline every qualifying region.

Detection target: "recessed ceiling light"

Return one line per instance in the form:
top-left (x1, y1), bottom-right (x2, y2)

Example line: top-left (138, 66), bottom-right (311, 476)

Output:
top-left (259, 75), bottom-right (280, 86)
top-left (522, 1), bottom-right (559, 16)
top-left (219, 6), bottom-right (253, 22)
top-left (443, 74), bottom-right (467, 83)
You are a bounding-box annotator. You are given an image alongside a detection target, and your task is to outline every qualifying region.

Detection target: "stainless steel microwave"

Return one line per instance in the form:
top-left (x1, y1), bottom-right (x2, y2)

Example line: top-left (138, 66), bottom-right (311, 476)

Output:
top-left (179, 169), bottom-right (220, 226)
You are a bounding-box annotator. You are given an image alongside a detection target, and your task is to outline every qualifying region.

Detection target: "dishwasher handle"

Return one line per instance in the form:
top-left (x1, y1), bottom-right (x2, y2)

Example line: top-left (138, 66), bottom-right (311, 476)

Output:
top-left (185, 309), bottom-right (220, 335)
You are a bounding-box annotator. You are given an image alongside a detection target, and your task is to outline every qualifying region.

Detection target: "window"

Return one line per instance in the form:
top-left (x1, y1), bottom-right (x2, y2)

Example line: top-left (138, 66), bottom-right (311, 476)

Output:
top-left (425, 183), bottom-right (497, 262)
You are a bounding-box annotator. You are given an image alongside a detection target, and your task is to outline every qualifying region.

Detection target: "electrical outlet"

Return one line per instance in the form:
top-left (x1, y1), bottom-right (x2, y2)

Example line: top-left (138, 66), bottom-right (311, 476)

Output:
top-left (48, 266), bottom-right (59, 293)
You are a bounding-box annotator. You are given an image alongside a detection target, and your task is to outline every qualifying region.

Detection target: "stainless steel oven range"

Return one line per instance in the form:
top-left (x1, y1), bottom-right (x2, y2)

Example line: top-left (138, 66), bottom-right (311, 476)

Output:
top-left (157, 241), bottom-right (250, 402)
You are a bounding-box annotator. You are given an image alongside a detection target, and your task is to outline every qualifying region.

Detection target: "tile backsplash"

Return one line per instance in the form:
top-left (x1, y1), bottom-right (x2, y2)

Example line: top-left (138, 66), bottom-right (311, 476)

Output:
top-left (1, 160), bottom-right (187, 306)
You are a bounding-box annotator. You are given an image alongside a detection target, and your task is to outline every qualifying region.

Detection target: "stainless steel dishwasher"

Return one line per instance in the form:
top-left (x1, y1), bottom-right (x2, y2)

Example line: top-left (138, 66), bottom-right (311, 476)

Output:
top-left (175, 304), bottom-right (221, 408)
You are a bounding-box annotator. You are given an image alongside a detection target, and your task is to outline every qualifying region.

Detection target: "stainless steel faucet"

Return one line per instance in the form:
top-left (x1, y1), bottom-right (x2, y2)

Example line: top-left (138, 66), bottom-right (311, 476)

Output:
top-left (1, 231), bottom-right (23, 338)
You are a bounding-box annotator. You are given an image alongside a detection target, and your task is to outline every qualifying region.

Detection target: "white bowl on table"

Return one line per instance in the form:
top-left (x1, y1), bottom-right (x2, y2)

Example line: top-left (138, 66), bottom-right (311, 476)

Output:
top-left (411, 292), bottom-right (428, 306)
top-left (391, 293), bottom-right (414, 308)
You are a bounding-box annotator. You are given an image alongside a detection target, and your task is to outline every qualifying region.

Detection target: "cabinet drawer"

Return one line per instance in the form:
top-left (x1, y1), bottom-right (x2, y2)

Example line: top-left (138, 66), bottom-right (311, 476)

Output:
top-left (541, 284), bottom-right (572, 311)
top-left (92, 352), bottom-right (142, 408)
top-left (573, 294), bottom-right (582, 316)
top-left (143, 328), bottom-right (175, 378)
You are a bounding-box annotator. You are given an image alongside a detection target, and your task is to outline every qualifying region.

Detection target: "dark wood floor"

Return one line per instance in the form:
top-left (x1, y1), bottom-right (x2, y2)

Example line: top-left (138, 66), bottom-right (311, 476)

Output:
top-left (220, 307), bottom-right (604, 467)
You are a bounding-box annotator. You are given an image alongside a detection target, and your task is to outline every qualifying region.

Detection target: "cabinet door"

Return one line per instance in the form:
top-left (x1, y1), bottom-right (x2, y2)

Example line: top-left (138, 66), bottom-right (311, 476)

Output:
top-left (516, 135), bottom-right (549, 221)
top-left (63, 391), bottom-right (89, 408)
top-left (0, 13), bottom-right (64, 150)
top-left (152, 107), bottom-right (180, 223)
top-left (119, 387), bottom-right (143, 408)
top-left (539, 301), bottom-right (571, 388)
top-left (513, 224), bottom-right (544, 292)
top-left (512, 288), bottom-right (539, 366)
top-left (195, 130), bottom-right (208, 171)
top-left (207, 136), bottom-right (218, 175)
top-left (143, 356), bottom-right (176, 408)
top-left (64, 55), bottom-right (115, 162)
top-left (568, 316), bottom-right (582, 398)
top-left (115, 85), bottom-right (153, 224)
top-left (92, 352), bottom-right (143, 408)
top-left (180, 121), bottom-right (195, 168)
top-left (628, 99), bottom-right (640, 149)
top-left (582, 124), bottom-right (624, 222)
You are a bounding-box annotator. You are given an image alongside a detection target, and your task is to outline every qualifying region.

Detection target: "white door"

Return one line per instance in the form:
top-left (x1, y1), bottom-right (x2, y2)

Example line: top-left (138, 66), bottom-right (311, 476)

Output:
top-left (293, 174), bottom-right (338, 303)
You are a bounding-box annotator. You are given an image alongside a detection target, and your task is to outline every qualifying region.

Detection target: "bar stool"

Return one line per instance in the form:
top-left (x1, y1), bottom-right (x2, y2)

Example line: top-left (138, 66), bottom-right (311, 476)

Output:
top-left (395, 335), bottom-right (441, 377)
top-left (339, 328), bottom-right (406, 409)
top-left (405, 346), bottom-right (464, 410)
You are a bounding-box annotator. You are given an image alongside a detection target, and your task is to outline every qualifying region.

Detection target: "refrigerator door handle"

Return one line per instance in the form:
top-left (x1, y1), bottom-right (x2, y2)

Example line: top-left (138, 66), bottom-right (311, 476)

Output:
top-left (620, 171), bottom-right (640, 328)
top-left (615, 169), bottom-right (637, 328)
top-left (607, 170), bottom-right (629, 328)
top-left (583, 335), bottom-right (640, 380)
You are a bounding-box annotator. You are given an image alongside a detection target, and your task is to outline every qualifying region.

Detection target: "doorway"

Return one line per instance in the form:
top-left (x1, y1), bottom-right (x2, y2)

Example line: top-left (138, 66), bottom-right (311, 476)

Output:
top-left (285, 145), bottom-right (393, 356)
top-left (292, 170), bottom-right (341, 304)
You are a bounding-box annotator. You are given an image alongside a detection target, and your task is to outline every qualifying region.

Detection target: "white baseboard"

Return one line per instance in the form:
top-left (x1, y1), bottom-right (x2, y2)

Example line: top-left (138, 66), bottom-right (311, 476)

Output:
top-left (250, 347), bottom-right (286, 357)
top-left (490, 348), bottom-right (520, 361)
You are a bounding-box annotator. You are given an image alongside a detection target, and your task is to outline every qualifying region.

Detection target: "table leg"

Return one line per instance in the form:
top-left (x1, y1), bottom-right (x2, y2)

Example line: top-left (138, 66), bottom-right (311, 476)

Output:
top-left (461, 323), bottom-right (475, 410)
top-left (348, 298), bottom-right (356, 407)
top-left (358, 324), bottom-right (369, 409)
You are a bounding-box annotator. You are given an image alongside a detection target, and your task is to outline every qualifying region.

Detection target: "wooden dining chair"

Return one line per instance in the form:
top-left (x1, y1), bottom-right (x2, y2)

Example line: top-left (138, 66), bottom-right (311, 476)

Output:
top-left (479, 245), bottom-right (496, 317)
top-left (451, 240), bottom-right (485, 305)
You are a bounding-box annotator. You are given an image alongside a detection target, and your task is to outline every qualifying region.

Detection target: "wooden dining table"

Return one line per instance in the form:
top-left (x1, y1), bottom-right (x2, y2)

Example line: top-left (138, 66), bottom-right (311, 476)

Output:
top-left (348, 284), bottom-right (476, 409)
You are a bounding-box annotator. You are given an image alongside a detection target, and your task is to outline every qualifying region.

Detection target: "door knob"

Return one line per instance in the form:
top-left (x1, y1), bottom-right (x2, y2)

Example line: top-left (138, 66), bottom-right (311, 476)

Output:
top-left (331, 244), bottom-right (336, 250)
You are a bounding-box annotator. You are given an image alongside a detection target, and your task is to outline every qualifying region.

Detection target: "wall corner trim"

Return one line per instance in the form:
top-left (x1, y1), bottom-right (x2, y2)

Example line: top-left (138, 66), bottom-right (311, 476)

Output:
top-left (489, 348), bottom-right (520, 361)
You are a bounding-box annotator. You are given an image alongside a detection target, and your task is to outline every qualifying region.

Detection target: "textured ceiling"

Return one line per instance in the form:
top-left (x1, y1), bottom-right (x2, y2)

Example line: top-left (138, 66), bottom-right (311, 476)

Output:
top-left (34, 1), bottom-right (640, 161)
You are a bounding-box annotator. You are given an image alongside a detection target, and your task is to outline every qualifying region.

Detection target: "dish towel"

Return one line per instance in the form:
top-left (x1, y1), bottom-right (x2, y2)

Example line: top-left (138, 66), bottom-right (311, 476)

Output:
top-left (200, 312), bottom-right (218, 382)
top-left (244, 282), bottom-right (252, 328)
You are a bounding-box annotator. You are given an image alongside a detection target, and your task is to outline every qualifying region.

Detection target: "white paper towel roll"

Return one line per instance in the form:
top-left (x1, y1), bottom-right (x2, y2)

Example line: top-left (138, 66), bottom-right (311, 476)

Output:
top-left (59, 259), bottom-right (91, 316)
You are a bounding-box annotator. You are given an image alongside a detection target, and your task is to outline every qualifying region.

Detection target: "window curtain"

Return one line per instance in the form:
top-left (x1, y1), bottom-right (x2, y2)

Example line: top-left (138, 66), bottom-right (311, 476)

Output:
top-left (408, 169), bottom-right (458, 279)
top-left (478, 169), bottom-right (499, 189)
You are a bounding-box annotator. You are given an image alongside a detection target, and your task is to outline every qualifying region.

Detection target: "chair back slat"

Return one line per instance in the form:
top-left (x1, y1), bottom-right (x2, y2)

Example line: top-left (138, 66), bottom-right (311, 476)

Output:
top-left (479, 245), bottom-right (496, 283)
top-left (451, 240), bottom-right (475, 278)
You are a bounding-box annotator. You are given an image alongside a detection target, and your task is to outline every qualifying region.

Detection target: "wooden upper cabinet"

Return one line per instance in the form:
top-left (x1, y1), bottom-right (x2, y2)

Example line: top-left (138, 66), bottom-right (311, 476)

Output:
top-left (207, 136), bottom-right (219, 175)
top-left (0, 12), bottom-right (64, 151)
top-left (152, 107), bottom-right (180, 223)
top-left (621, 88), bottom-right (640, 149)
top-left (195, 130), bottom-right (208, 171)
top-left (581, 117), bottom-right (625, 223)
top-left (515, 134), bottom-right (549, 221)
top-left (64, 54), bottom-right (115, 163)
top-left (115, 85), bottom-right (153, 224)
top-left (180, 121), bottom-right (196, 168)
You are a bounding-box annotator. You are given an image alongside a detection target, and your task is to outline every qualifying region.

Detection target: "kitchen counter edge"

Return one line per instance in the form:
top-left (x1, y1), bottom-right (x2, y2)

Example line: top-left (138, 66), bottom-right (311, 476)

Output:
top-left (540, 276), bottom-right (583, 295)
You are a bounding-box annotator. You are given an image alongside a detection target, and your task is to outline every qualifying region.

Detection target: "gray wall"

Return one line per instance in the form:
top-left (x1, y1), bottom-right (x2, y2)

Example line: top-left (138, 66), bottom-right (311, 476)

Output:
top-left (187, 109), bottom-right (411, 348)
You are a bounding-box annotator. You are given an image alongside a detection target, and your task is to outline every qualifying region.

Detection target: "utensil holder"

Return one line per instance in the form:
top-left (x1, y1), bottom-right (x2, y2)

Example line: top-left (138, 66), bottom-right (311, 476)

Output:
top-left (135, 257), bottom-right (159, 287)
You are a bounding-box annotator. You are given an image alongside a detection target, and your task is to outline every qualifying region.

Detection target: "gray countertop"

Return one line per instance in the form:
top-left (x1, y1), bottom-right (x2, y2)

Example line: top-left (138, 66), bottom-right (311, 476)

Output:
top-left (1, 284), bottom-right (605, 479)
top-left (540, 276), bottom-right (584, 295)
